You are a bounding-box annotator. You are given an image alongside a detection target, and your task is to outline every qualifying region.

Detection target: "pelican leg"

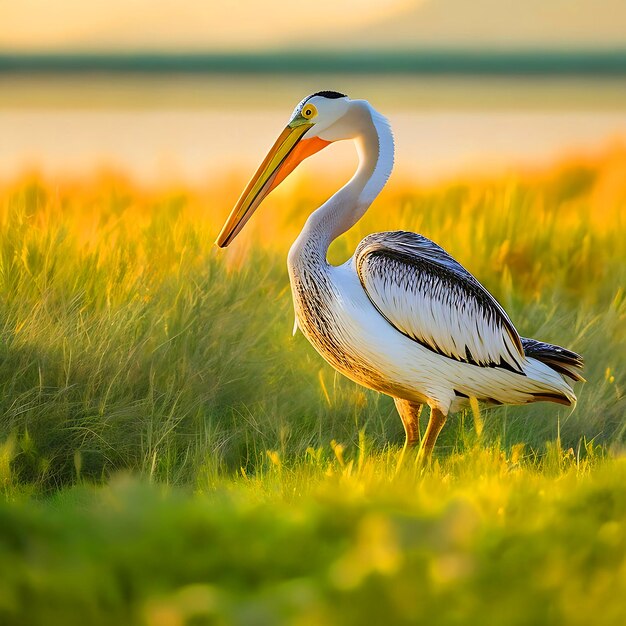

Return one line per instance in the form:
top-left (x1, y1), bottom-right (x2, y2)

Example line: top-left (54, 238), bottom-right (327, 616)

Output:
top-left (393, 398), bottom-right (423, 448)
top-left (417, 407), bottom-right (448, 465)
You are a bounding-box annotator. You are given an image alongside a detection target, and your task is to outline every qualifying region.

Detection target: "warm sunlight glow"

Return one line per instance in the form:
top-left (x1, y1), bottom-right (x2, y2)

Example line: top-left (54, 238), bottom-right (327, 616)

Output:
top-left (0, 0), bottom-right (415, 50)
top-left (3, 0), bottom-right (626, 51)
top-left (1, 1), bottom-right (625, 622)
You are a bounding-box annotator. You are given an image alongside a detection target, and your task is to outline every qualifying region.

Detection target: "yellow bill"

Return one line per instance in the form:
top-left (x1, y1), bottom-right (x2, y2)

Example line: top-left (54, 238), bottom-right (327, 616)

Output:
top-left (216, 122), bottom-right (330, 247)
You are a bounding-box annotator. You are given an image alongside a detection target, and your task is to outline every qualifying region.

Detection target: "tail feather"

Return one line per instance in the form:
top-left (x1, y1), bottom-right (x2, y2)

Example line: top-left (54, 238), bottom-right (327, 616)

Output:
top-left (522, 337), bottom-right (585, 383)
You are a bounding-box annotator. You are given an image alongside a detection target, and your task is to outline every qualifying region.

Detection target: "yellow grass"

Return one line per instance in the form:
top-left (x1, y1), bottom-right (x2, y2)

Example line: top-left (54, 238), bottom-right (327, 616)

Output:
top-left (0, 148), bottom-right (625, 624)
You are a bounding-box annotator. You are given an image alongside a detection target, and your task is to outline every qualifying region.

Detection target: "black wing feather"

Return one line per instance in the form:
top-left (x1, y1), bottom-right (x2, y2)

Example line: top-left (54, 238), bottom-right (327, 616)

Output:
top-left (355, 231), bottom-right (526, 373)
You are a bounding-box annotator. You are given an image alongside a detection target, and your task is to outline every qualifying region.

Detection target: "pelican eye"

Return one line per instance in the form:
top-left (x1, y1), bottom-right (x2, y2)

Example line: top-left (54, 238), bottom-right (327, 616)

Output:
top-left (301, 104), bottom-right (317, 120)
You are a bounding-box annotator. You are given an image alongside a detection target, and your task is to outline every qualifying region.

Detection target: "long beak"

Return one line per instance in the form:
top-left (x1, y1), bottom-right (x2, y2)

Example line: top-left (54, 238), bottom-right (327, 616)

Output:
top-left (216, 123), bottom-right (330, 247)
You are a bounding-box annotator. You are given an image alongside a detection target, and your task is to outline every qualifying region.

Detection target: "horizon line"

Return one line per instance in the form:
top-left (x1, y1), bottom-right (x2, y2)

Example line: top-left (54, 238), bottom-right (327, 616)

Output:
top-left (1, 49), bottom-right (626, 76)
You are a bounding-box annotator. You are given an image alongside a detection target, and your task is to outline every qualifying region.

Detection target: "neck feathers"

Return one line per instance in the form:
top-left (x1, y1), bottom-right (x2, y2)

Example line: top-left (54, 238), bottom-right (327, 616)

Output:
top-left (358, 106), bottom-right (395, 208)
top-left (291, 102), bottom-right (395, 263)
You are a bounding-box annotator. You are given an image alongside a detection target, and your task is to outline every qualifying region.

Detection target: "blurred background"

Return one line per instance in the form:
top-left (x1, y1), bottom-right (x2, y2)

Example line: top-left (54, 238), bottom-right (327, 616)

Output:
top-left (2, 8), bottom-right (626, 624)
top-left (1, 0), bottom-right (626, 187)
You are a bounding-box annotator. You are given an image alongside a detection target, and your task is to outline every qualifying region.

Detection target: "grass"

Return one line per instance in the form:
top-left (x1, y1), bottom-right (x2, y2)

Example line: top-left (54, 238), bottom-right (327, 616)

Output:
top-left (1, 446), bottom-right (626, 626)
top-left (0, 149), bottom-right (625, 624)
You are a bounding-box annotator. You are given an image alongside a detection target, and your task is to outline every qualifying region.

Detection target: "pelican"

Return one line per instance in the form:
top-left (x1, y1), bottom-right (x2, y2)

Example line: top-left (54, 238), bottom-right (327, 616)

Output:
top-left (216, 91), bottom-right (584, 462)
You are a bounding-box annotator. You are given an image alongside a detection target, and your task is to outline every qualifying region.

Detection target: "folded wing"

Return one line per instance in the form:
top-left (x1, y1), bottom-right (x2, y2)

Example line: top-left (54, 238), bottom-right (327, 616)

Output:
top-left (355, 231), bottom-right (526, 374)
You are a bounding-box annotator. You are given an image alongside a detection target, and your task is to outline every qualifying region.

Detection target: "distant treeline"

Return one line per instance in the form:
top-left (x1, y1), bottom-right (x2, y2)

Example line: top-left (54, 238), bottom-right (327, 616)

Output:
top-left (1, 50), bottom-right (626, 76)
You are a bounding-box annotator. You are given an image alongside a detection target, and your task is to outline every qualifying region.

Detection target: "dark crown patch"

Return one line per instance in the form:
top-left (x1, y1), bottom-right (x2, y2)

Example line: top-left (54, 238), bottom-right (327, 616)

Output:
top-left (308, 90), bottom-right (348, 100)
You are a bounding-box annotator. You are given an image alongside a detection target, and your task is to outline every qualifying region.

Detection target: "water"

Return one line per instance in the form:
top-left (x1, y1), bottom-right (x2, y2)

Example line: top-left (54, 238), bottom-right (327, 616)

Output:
top-left (2, 74), bottom-right (625, 185)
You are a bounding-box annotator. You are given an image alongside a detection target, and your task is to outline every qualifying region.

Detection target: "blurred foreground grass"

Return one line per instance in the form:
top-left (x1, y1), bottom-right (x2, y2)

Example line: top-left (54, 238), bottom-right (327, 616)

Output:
top-left (0, 150), bottom-right (625, 624)
top-left (1, 446), bottom-right (626, 625)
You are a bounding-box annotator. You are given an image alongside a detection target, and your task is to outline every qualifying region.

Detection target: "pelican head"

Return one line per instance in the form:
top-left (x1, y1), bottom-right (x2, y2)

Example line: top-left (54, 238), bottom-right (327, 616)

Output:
top-left (216, 90), bottom-right (349, 247)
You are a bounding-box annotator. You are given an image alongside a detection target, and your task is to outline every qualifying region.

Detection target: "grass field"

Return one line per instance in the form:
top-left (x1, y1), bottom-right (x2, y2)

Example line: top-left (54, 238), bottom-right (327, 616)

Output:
top-left (0, 150), bottom-right (625, 624)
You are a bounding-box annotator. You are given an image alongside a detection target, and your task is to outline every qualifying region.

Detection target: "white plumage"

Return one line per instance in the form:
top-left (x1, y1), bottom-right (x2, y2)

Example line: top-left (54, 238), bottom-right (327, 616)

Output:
top-left (355, 232), bottom-right (525, 373)
top-left (217, 91), bottom-right (584, 461)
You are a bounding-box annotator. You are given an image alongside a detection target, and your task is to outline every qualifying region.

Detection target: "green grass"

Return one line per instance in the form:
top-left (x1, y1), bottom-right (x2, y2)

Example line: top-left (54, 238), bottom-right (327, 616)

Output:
top-left (0, 153), bottom-right (625, 623)
top-left (1, 447), bottom-right (625, 626)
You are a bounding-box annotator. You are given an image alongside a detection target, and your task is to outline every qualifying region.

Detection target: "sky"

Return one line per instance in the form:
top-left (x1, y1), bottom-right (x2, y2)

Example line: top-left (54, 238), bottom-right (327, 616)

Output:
top-left (2, 0), bottom-right (625, 52)
top-left (0, 0), bottom-right (413, 51)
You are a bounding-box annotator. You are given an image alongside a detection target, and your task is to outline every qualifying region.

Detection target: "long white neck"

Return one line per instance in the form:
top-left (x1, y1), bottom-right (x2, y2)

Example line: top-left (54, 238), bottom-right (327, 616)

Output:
top-left (289, 102), bottom-right (395, 265)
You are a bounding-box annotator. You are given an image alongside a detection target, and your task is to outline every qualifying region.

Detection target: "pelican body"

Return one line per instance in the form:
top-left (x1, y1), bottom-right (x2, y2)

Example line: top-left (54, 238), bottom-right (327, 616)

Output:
top-left (217, 91), bottom-right (583, 461)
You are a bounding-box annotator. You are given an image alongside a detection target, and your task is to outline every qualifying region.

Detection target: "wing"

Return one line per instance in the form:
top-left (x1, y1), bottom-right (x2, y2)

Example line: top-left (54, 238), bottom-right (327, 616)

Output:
top-left (355, 231), bottom-right (526, 373)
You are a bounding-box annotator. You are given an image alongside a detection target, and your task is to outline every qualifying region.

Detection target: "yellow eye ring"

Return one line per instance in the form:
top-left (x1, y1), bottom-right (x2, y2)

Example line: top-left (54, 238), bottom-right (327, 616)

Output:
top-left (301, 104), bottom-right (317, 120)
